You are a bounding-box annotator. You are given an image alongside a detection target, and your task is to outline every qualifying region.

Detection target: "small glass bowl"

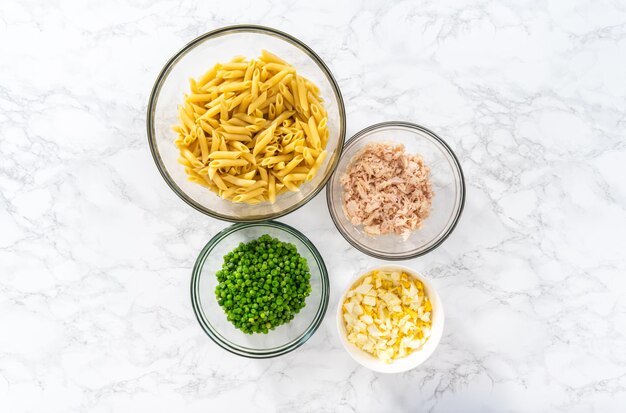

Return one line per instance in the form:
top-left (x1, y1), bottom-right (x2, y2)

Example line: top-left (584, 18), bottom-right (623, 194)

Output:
top-left (147, 25), bottom-right (346, 222)
top-left (190, 221), bottom-right (330, 358)
top-left (326, 121), bottom-right (465, 259)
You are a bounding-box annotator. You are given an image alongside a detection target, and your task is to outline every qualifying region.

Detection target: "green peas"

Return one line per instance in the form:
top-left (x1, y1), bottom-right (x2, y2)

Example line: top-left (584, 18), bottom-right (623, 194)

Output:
top-left (214, 234), bottom-right (312, 334)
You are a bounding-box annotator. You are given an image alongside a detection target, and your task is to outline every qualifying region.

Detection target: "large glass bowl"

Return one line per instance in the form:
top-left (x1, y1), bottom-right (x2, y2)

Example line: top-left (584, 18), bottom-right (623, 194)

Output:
top-left (326, 121), bottom-right (465, 259)
top-left (147, 25), bottom-right (346, 222)
top-left (191, 221), bottom-right (329, 358)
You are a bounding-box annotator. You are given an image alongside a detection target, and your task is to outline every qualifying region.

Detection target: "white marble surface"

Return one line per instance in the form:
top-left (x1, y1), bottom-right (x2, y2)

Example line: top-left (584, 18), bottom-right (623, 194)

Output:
top-left (1, 0), bottom-right (626, 411)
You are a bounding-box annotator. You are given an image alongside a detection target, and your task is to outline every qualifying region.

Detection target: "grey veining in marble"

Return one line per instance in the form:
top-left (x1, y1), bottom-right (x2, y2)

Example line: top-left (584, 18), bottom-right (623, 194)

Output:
top-left (1, 0), bottom-right (625, 411)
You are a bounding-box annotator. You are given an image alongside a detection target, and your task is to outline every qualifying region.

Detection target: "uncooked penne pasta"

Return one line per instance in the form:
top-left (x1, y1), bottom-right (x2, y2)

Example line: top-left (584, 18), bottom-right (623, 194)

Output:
top-left (208, 151), bottom-right (242, 160)
top-left (232, 187), bottom-right (266, 203)
top-left (306, 150), bottom-right (327, 181)
top-left (261, 70), bottom-right (291, 91)
top-left (307, 116), bottom-right (322, 150)
top-left (209, 159), bottom-right (248, 168)
top-left (222, 175), bottom-right (257, 187)
top-left (247, 91), bottom-right (267, 115)
top-left (196, 127), bottom-right (209, 164)
top-left (173, 50), bottom-right (330, 204)
top-left (268, 174), bottom-right (277, 203)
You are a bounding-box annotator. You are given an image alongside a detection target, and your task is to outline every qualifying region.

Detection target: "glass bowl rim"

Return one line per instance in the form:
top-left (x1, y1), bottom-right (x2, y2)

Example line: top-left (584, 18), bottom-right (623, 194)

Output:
top-left (146, 24), bottom-right (347, 222)
top-left (190, 221), bottom-right (330, 358)
top-left (325, 121), bottom-right (466, 260)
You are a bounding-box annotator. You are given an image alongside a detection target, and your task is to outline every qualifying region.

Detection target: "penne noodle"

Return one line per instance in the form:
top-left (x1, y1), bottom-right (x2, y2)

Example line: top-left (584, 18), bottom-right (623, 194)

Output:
top-left (210, 132), bottom-right (221, 153)
top-left (273, 161), bottom-right (286, 171)
top-left (258, 94), bottom-right (277, 111)
top-left (268, 174), bottom-right (277, 203)
top-left (252, 123), bottom-right (276, 156)
top-left (219, 186), bottom-right (237, 200)
top-left (220, 132), bottom-right (252, 142)
top-left (232, 187), bottom-right (266, 203)
top-left (207, 166), bottom-right (217, 180)
top-left (260, 67), bottom-right (269, 82)
top-left (229, 140), bottom-right (250, 153)
top-left (198, 65), bottom-right (220, 86)
top-left (237, 94), bottom-right (254, 114)
top-left (187, 93), bottom-right (213, 103)
top-left (282, 179), bottom-right (300, 192)
top-left (238, 170), bottom-right (257, 180)
top-left (181, 148), bottom-right (204, 168)
top-left (302, 147), bottom-right (315, 166)
top-left (264, 144), bottom-right (279, 153)
top-left (226, 118), bottom-right (248, 127)
top-left (306, 116), bottom-right (322, 150)
top-left (283, 173), bottom-right (308, 182)
top-left (275, 155), bottom-right (304, 177)
top-left (247, 91), bottom-right (267, 115)
top-left (226, 90), bottom-right (251, 111)
top-left (204, 117), bottom-right (220, 129)
top-left (310, 103), bottom-right (323, 124)
top-left (306, 150), bottom-right (327, 181)
top-left (244, 61), bottom-right (255, 82)
top-left (261, 70), bottom-right (291, 91)
top-left (240, 152), bottom-right (256, 165)
top-left (208, 151), bottom-right (242, 160)
top-left (211, 172), bottom-right (229, 191)
top-left (307, 90), bottom-right (321, 108)
top-left (239, 180), bottom-right (266, 192)
top-left (275, 93), bottom-right (284, 116)
top-left (199, 103), bottom-right (221, 120)
top-left (221, 62), bottom-right (248, 71)
top-left (278, 82), bottom-right (295, 106)
top-left (261, 49), bottom-right (288, 65)
top-left (179, 105), bottom-right (195, 131)
top-left (205, 94), bottom-right (224, 108)
top-left (251, 69), bottom-right (260, 100)
top-left (222, 175), bottom-right (257, 187)
top-left (305, 79), bottom-right (321, 96)
top-left (297, 76), bottom-right (309, 114)
top-left (268, 103), bottom-right (276, 120)
top-left (263, 63), bottom-right (296, 73)
top-left (219, 97), bottom-right (228, 122)
top-left (290, 78), bottom-right (300, 112)
top-left (220, 124), bottom-right (252, 136)
top-left (219, 81), bottom-right (252, 93)
top-left (177, 157), bottom-right (192, 167)
top-left (196, 126), bottom-right (210, 164)
top-left (291, 166), bottom-right (311, 174)
top-left (222, 70), bottom-right (245, 79)
top-left (234, 113), bottom-right (265, 125)
top-left (260, 154), bottom-right (292, 166)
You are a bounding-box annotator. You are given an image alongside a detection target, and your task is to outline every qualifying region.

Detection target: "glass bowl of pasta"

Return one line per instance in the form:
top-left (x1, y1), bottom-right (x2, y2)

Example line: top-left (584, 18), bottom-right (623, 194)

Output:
top-left (191, 221), bottom-right (330, 358)
top-left (326, 121), bottom-right (465, 260)
top-left (147, 25), bottom-right (346, 222)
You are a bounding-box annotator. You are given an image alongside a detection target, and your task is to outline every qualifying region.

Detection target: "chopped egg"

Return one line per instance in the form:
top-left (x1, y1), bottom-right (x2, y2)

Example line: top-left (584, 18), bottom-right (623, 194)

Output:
top-left (341, 270), bottom-right (433, 363)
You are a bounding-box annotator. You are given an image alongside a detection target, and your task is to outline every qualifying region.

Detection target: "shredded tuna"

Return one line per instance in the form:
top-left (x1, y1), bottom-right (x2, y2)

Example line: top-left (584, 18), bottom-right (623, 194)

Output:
top-left (340, 142), bottom-right (433, 237)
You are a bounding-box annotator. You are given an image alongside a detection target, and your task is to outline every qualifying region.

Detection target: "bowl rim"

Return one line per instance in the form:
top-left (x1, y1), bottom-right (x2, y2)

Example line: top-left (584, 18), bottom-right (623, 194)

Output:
top-left (146, 24), bottom-right (346, 222)
top-left (335, 264), bottom-right (445, 373)
top-left (325, 121), bottom-right (466, 260)
top-left (190, 220), bottom-right (330, 358)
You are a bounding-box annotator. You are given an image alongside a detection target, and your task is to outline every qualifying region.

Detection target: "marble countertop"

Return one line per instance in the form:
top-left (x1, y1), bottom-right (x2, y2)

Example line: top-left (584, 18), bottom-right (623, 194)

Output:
top-left (2, 0), bottom-right (626, 411)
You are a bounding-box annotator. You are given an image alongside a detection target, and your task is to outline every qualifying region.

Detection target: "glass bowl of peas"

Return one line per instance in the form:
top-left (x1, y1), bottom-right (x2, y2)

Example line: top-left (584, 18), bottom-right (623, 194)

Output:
top-left (191, 221), bottom-right (330, 358)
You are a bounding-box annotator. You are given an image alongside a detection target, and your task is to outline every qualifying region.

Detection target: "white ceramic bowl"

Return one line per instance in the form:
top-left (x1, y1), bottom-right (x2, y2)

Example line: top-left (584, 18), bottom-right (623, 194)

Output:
top-left (336, 265), bottom-right (444, 373)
